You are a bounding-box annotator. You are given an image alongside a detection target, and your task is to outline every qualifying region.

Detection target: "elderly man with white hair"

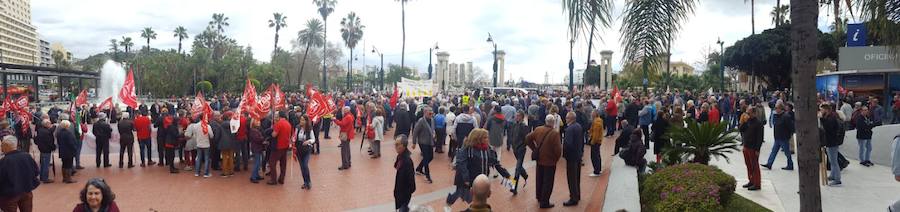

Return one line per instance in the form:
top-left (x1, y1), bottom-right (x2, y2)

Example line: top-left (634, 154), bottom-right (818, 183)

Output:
top-left (526, 114), bottom-right (563, 209)
top-left (334, 106), bottom-right (356, 170)
top-left (0, 135), bottom-right (40, 212)
top-left (92, 113), bottom-right (114, 168)
top-left (56, 120), bottom-right (79, 183)
top-left (34, 119), bottom-right (56, 183)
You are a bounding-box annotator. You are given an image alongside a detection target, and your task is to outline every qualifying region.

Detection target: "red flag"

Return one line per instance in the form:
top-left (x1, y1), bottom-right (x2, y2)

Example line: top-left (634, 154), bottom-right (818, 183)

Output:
top-left (98, 97), bottom-right (113, 111)
top-left (390, 85), bottom-right (399, 109)
top-left (75, 89), bottom-right (88, 107)
top-left (239, 79), bottom-right (257, 117)
top-left (192, 91), bottom-right (212, 134)
top-left (0, 96), bottom-right (10, 119)
top-left (272, 84), bottom-right (286, 110)
top-left (119, 69), bottom-right (138, 108)
top-left (254, 86), bottom-right (272, 119)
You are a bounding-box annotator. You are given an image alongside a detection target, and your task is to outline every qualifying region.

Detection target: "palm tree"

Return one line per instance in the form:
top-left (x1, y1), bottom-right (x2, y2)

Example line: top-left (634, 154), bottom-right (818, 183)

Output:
top-left (663, 120), bottom-right (739, 165)
top-left (790, 0), bottom-right (822, 211)
top-left (173, 26), bottom-right (189, 55)
top-left (297, 19), bottom-right (325, 85)
top-left (340, 12), bottom-right (364, 90)
top-left (396, 0), bottom-right (409, 71)
top-left (620, 0), bottom-right (696, 92)
top-left (140, 27), bottom-right (157, 53)
top-left (109, 39), bottom-right (119, 60)
top-left (770, 5), bottom-right (790, 27)
top-left (269, 13), bottom-right (288, 57)
top-left (314, 0), bottom-right (336, 90)
top-left (858, 0), bottom-right (900, 49)
top-left (562, 0), bottom-right (613, 91)
top-left (119, 37), bottom-right (134, 55)
top-left (209, 13), bottom-right (230, 60)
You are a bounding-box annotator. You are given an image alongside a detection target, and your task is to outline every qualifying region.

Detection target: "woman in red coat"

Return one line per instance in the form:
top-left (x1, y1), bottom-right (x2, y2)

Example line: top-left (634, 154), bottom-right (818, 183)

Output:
top-left (334, 106), bottom-right (355, 170)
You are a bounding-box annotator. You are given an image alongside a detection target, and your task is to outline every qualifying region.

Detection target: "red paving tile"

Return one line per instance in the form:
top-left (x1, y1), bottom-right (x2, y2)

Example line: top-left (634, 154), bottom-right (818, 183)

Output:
top-left (29, 127), bottom-right (617, 211)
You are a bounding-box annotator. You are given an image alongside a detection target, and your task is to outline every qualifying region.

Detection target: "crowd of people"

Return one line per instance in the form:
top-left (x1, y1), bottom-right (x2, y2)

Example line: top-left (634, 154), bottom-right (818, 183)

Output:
top-left (1, 86), bottom-right (900, 211)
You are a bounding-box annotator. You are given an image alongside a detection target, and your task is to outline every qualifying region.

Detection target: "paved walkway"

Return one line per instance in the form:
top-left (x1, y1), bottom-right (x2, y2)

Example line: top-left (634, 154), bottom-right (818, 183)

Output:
top-left (29, 125), bottom-right (615, 211)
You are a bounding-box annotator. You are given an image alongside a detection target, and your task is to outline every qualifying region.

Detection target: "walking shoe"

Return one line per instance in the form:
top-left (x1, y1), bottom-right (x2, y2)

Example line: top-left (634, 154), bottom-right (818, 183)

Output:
top-left (827, 181), bottom-right (842, 187)
top-left (128, 164), bottom-right (134, 168)
top-left (185, 166), bottom-right (193, 171)
top-left (781, 167), bottom-right (794, 171)
top-left (742, 182), bottom-right (753, 188)
top-left (539, 203), bottom-right (555, 209)
top-left (760, 164), bottom-right (772, 170)
top-left (75, 166), bottom-right (85, 169)
top-left (140, 163), bottom-right (145, 167)
top-left (563, 200), bottom-right (579, 206)
top-left (148, 161), bottom-right (156, 165)
top-left (589, 172), bottom-right (601, 177)
top-left (194, 173), bottom-right (200, 177)
top-left (747, 186), bottom-right (761, 191)
top-left (204, 174), bottom-right (211, 178)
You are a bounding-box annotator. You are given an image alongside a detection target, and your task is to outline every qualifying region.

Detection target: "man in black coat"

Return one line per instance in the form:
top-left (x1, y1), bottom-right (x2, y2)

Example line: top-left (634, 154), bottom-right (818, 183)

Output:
top-left (393, 135), bottom-right (415, 212)
top-left (0, 135), bottom-right (40, 212)
top-left (508, 111), bottom-right (531, 195)
top-left (56, 121), bottom-right (78, 183)
top-left (118, 113), bottom-right (136, 168)
top-left (394, 103), bottom-right (412, 137)
top-left (739, 106), bottom-right (764, 191)
top-left (92, 114), bottom-right (113, 168)
top-left (562, 112), bottom-right (584, 206)
top-left (34, 120), bottom-right (56, 183)
top-left (625, 99), bottom-right (641, 127)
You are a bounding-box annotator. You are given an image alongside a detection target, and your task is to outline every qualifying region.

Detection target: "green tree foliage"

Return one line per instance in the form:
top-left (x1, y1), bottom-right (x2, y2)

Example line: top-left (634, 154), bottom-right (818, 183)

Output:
top-left (722, 24), bottom-right (838, 89)
top-left (385, 63), bottom-right (417, 85)
top-left (196, 81), bottom-right (213, 93)
top-left (583, 65), bottom-right (601, 86)
top-left (663, 120), bottom-right (740, 165)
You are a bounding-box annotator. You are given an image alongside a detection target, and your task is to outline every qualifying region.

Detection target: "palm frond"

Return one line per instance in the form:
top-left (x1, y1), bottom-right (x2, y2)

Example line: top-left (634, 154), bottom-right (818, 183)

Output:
top-left (562, 0), bottom-right (614, 43)
top-left (858, 0), bottom-right (900, 54)
top-left (663, 120), bottom-right (739, 165)
top-left (620, 0), bottom-right (696, 67)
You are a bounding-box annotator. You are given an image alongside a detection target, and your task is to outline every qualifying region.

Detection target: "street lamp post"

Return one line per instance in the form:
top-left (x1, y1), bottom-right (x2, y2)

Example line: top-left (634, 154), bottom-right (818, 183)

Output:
top-left (372, 46), bottom-right (384, 91)
top-left (717, 38), bottom-right (725, 93)
top-left (487, 33), bottom-right (498, 88)
top-left (568, 39), bottom-right (574, 92)
top-left (428, 43), bottom-right (439, 80)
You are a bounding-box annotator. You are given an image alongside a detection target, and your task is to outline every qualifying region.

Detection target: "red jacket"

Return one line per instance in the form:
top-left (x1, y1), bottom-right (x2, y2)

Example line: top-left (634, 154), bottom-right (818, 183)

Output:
top-left (605, 100), bottom-right (618, 116)
top-left (334, 112), bottom-right (356, 140)
top-left (236, 117), bottom-right (248, 141)
top-left (134, 115), bottom-right (152, 140)
top-left (709, 107), bottom-right (721, 124)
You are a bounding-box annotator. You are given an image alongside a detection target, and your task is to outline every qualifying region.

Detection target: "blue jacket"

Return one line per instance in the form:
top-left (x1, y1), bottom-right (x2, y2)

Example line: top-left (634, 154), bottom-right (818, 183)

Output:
top-left (639, 105), bottom-right (653, 126)
top-left (563, 123), bottom-right (584, 161)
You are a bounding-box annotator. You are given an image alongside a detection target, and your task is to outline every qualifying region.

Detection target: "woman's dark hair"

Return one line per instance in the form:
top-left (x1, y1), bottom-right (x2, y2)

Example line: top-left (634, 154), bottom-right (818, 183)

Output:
top-left (299, 115), bottom-right (311, 130)
top-left (80, 178), bottom-right (115, 208)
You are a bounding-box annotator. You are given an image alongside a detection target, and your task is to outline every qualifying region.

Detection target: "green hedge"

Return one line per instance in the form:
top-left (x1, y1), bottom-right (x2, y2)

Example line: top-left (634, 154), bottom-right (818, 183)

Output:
top-left (641, 163), bottom-right (736, 212)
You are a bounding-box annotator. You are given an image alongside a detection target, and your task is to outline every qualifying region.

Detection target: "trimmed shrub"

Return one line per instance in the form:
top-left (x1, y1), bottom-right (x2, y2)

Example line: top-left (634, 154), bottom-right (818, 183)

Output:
top-left (196, 81), bottom-right (213, 94)
top-left (640, 163), bottom-right (736, 212)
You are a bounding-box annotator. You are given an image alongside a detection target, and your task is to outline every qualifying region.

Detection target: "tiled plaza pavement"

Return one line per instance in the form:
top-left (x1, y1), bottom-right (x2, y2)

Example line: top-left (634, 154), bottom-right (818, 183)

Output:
top-left (30, 126), bottom-right (614, 211)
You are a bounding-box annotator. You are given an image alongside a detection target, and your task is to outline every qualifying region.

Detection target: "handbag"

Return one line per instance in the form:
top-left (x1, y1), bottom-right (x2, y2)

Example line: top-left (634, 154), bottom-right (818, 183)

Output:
top-left (365, 119), bottom-right (376, 139)
top-left (531, 129), bottom-right (553, 161)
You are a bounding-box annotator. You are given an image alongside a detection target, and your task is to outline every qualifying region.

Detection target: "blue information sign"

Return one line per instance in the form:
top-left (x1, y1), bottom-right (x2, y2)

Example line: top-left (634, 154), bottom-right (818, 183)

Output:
top-left (847, 23), bottom-right (867, 46)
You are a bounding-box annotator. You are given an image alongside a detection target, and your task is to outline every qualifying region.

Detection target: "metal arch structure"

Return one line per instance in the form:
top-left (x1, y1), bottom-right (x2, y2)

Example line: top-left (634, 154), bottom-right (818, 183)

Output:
top-left (0, 63), bottom-right (100, 102)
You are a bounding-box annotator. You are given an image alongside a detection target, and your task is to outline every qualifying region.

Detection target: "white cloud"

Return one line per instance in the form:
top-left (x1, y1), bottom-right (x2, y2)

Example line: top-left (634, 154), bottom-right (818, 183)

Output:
top-left (32, 0), bottom-right (846, 84)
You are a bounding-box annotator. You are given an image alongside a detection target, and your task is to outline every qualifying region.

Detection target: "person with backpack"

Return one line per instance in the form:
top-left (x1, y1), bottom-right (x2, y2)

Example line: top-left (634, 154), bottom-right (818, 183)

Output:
top-left (856, 106), bottom-right (876, 167)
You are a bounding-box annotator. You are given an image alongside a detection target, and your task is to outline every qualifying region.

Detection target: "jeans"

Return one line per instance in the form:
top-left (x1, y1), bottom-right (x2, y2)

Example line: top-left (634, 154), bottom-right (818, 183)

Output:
top-left (765, 138), bottom-right (793, 169)
top-left (417, 144), bottom-right (434, 180)
top-left (605, 115), bottom-right (616, 135)
top-left (156, 137), bottom-right (166, 165)
top-left (194, 148), bottom-right (210, 176)
top-left (513, 149), bottom-right (527, 191)
top-left (251, 153), bottom-right (263, 180)
top-left (445, 186), bottom-right (472, 205)
top-left (641, 125), bottom-right (651, 148)
top-left (826, 146), bottom-right (842, 183)
top-left (435, 128), bottom-right (446, 151)
top-left (235, 141), bottom-right (249, 170)
top-left (858, 139), bottom-right (872, 162)
top-left (138, 139), bottom-right (153, 164)
top-left (39, 153), bottom-right (51, 181)
top-left (322, 118), bottom-right (333, 138)
top-left (298, 151), bottom-right (311, 185)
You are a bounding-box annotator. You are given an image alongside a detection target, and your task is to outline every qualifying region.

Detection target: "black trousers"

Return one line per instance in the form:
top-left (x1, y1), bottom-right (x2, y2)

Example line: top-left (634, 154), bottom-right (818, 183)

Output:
top-left (536, 165), bottom-right (556, 205)
top-left (156, 138), bottom-right (166, 165)
top-left (641, 125), bottom-right (650, 148)
top-left (210, 144), bottom-right (221, 170)
top-left (435, 128), bottom-right (446, 151)
top-left (416, 144), bottom-right (434, 180)
top-left (119, 141), bottom-right (134, 166)
top-left (394, 192), bottom-right (412, 212)
top-left (165, 148), bottom-right (177, 171)
top-left (95, 140), bottom-right (110, 167)
top-left (590, 144), bottom-right (602, 174)
top-left (321, 118), bottom-right (333, 138)
top-left (448, 138), bottom-right (458, 159)
top-left (566, 160), bottom-right (581, 201)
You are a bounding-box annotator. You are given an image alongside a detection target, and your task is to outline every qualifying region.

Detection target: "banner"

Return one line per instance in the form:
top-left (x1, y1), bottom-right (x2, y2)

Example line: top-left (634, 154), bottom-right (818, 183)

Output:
top-left (98, 97), bottom-right (113, 111)
top-left (118, 69), bottom-right (138, 108)
top-left (272, 84), bottom-right (286, 111)
top-left (75, 89), bottom-right (88, 107)
top-left (397, 77), bottom-right (434, 98)
top-left (239, 79), bottom-right (257, 117)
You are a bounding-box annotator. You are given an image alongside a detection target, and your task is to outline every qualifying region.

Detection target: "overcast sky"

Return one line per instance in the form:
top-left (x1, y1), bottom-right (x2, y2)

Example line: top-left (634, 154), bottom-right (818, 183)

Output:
top-left (33, 0), bottom-right (841, 83)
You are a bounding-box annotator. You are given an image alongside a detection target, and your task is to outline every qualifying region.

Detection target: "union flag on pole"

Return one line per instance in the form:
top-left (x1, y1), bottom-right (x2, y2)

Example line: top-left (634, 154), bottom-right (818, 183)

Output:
top-left (238, 79), bottom-right (257, 117)
top-left (118, 69), bottom-right (138, 108)
top-left (272, 84), bottom-right (286, 111)
top-left (254, 86), bottom-right (272, 119)
top-left (98, 97), bottom-right (113, 111)
top-left (75, 89), bottom-right (88, 107)
top-left (192, 91), bottom-right (212, 134)
top-left (390, 85), bottom-right (399, 109)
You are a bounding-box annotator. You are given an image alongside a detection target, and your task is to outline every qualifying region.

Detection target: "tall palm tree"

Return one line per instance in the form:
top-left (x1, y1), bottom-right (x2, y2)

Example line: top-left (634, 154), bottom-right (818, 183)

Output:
top-left (790, 0), bottom-right (822, 211)
top-left (109, 39), bottom-right (119, 60)
top-left (119, 37), bottom-right (134, 55)
top-left (771, 5), bottom-right (790, 26)
top-left (209, 13), bottom-right (230, 60)
top-left (140, 27), bottom-right (157, 53)
top-left (314, 0), bottom-right (336, 90)
top-left (297, 19), bottom-right (325, 85)
top-left (562, 0), bottom-right (613, 91)
top-left (620, 0), bottom-right (696, 92)
top-left (173, 26), bottom-right (189, 55)
top-left (269, 13), bottom-right (288, 56)
top-left (341, 12), bottom-right (364, 90)
top-left (396, 0), bottom-right (409, 71)
top-left (858, 0), bottom-right (900, 49)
